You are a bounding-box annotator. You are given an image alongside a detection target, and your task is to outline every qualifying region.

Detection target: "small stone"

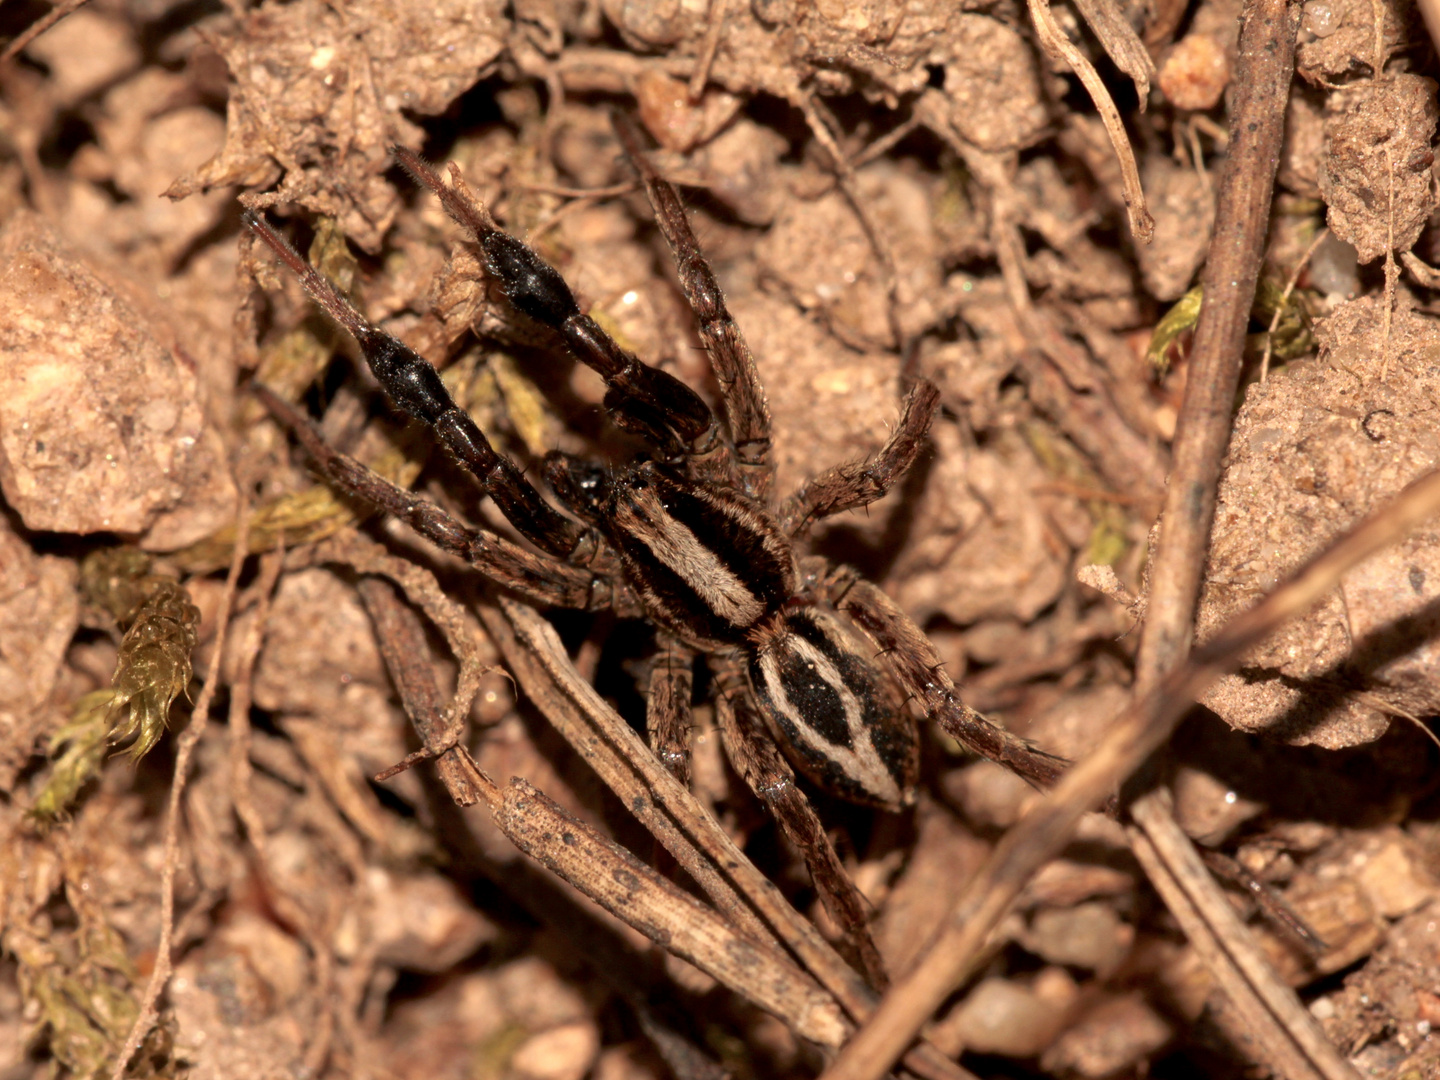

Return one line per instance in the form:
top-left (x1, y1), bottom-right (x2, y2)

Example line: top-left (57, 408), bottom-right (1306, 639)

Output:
top-left (1042, 993), bottom-right (1173, 1077)
top-left (940, 976), bottom-right (1069, 1058)
top-left (1158, 34), bottom-right (1230, 110)
top-left (0, 213), bottom-right (235, 547)
top-left (1024, 901), bottom-right (1135, 975)
top-left (510, 1021), bottom-right (602, 1080)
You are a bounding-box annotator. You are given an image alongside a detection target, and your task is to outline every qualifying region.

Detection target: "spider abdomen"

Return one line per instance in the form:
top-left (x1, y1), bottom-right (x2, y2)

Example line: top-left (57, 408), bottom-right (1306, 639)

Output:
top-left (599, 462), bottom-right (796, 649)
top-left (747, 606), bottom-right (919, 810)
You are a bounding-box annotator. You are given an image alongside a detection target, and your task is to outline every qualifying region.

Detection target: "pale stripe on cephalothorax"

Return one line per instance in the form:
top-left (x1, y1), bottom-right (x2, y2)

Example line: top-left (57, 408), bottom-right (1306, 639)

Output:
top-left (613, 484), bottom-right (766, 630)
top-left (752, 628), bottom-right (906, 808)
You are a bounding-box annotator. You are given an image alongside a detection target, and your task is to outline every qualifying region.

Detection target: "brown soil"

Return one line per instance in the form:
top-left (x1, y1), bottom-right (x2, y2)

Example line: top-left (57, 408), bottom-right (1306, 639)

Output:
top-left (2, 0), bottom-right (1439, 1077)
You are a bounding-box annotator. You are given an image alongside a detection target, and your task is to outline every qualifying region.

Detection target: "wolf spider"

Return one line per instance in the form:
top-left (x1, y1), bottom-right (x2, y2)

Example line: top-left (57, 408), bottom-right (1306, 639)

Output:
top-left (244, 120), bottom-right (1066, 986)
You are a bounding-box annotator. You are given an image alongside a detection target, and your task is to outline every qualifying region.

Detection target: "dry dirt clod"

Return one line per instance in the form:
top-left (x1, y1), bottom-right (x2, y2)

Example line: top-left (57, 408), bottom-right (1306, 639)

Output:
top-left (1296, 0), bottom-right (1414, 83)
top-left (1040, 992), bottom-right (1175, 1078)
top-left (171, 0), bottom-right (509, 249)
top-left (1319, 74), bottom-right (1439, 265)
top-left (1157, 31), bottom-right (1232, 111)
top-left (1136, 156), bottom-right (1218, 300)
top-left (1195, 296), bottom-right (1440, 746)
top-left (0, 521), bottom-right (79, 791)
top-left (0, 212), bottom-right (236, 548)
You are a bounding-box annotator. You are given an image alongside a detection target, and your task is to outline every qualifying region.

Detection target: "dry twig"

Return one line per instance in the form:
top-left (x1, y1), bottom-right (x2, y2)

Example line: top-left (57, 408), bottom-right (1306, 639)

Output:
top-left (1124, 0), bottom-right (1356, 1073)
top-left (315, 530), bottom-right (490, 802)
top-left (468, 766), bottom-right (852, 1047)
top-left (1067, 0), bottom-right (1156, 99)
top-left (1025, 0), bottom-right (1154, 242)
top-left (817, 461), bottom-right (1440, 1080)
top-left (480, 596), bottom-right (973, 1080)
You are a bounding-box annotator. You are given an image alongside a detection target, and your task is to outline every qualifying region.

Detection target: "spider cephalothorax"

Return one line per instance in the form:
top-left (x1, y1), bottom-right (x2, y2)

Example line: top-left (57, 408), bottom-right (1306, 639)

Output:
top-left (244, 121), bottom-right (1065, 982)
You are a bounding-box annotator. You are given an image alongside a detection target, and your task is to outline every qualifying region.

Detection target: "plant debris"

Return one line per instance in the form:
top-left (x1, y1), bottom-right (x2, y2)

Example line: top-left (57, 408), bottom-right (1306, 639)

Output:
top-left (2, 0), bottom-right (1439, 1077)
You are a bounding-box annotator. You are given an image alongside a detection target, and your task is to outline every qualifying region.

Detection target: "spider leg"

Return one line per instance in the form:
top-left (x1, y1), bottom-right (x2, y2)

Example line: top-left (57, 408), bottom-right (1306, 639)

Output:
top-left (712, 654), bottom-right (891, 991)
top-left (392, 147), bottom-right (732, 478)
top-left (646, 633), bottom-right (694, 787)
top-left (814, 561), bottom-right (1070, 791)
top-left (258, 385), bottom-right (639, 616)
top-left (613, 115), bottom-right (775, 501)
top-left (777, 380), bottom-right (940, 539)
top-left (599, 388), bottom-right (686, 464)
top-left (244, 211), bottom-right (587, 561)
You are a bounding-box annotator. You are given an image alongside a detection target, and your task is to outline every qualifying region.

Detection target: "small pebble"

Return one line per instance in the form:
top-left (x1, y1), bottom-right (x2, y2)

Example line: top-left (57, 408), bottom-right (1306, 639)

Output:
top-left (1303, 1), bottom-right (1340, 37)
top-left (1158, 34), bottom-right (1231, 111)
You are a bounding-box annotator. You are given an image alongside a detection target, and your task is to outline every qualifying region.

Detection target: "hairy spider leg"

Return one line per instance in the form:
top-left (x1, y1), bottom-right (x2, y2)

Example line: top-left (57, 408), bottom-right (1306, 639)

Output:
top-left (710, 652), bottom-right (890, 989)
top-left (612, 115), bottom-right (774, 500)
top-left (256, 386), bottom-right (639, 616)
top-left (597, 389), bottom-right (687, 463)
top-left (824, 563), bottom-right (1071, 792)
top-left (243, 211), bottom-right (591, 562)
top-left (391, 147), bottom-right (733, 479)
top-left (777, 380), bottom-right (941, 538)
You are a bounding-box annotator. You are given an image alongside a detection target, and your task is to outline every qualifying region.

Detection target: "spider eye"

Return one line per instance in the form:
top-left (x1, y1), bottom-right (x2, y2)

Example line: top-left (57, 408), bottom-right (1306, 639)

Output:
top-left (544, 453), bottom-right (611, 520)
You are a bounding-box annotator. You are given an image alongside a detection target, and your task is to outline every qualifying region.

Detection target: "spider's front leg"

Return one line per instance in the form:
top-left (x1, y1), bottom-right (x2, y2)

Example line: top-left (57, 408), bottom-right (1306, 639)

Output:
top-left (646, 633), bottom-right (695, 787)
top-left (243, 211), bottom-right (592, 563)
top-left (777, 379), bottom-right (941, 539)
top-left (255, 385), bottom-right (640, 617)
top-left (613, 116), bottom-right (774, 499)
top-left (391, 147), bottom-right (736, 484)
